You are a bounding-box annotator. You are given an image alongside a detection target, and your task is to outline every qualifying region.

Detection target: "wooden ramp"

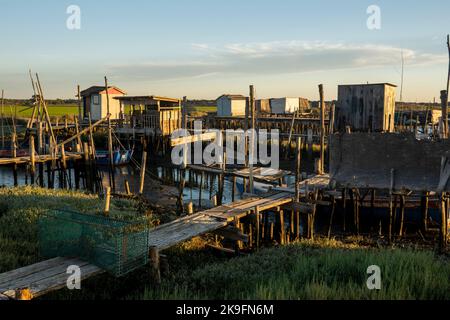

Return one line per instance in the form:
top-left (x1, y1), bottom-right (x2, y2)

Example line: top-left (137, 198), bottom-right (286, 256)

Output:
top-left (0, 257), bottom-right (103, 300)
top-left (0, 191), bottom-right (293, 300)
top-left (148, 191), bottom-right (293, 250)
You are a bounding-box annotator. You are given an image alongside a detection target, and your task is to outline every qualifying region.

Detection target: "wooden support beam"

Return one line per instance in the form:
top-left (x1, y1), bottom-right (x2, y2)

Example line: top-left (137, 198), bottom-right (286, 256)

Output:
top-left (441, 90), bottom-right (448, 139)
top-left (255, 206), bottom-right (260, 249)
top-left (57, 114), bottom-right (111, 149)
top-left (124, 180), bottom-right (131, 195)
top-left (295, 137), bottom-right (302, 202)
top-left (212, 225), bottom-right (249, 243)
top-left (29, 135), bottom-right (36, 185)
top-left (318, 84), bottom-right (325, 174)
top-left (440, 193), bottom-right (448, 252)
top-left (139, 151), bottom-right (147, 195)
top-left (104, 187), bottom-right (111, 216)
top-left (398, 195), bottom-right (406, 237)
top-left (149, 246), bottom-right (161, 285)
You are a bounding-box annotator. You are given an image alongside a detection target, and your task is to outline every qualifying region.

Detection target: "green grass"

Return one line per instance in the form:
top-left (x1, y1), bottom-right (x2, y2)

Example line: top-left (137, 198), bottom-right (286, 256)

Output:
top-left (137, 239), bottom-right (450, 300)
top-left (1, 104), bottom-right (79, 118)
top-left (0, 186), bottom-right (148, 274)
top-left (0, 187), bottom-right (448, 300)
top-left (187, 105), bottom-right (217, 113)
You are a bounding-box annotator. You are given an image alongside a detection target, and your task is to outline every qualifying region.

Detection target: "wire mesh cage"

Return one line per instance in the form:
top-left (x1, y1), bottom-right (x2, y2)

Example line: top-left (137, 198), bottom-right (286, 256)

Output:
top-left (38, 210), bottom-right (150, 277)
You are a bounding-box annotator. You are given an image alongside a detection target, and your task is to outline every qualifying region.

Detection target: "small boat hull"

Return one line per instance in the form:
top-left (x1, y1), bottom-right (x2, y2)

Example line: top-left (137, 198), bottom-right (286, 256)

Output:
top-left (95, 149), bottom-right (133, 166)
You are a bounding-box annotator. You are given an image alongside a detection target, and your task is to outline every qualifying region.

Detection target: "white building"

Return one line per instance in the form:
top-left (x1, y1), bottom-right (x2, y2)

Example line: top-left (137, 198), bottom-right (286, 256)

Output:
top-left (216, 94), bottom-right (247, 117)
top-left (80, 86), bottom-right (126, 121)
top-left (270, 97), bottom-right (300, 114)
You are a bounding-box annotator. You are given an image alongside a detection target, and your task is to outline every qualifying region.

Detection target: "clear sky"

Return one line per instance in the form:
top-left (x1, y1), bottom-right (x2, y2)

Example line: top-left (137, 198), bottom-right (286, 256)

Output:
top-left (0, 0), bottom-right (449, 101)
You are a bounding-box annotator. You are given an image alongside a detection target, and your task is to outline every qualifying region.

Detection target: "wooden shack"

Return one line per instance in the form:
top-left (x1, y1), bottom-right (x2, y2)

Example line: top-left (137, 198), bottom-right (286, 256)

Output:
top-left (256, 99), bottom-right (271, 114)
top-left (80, 86), bottom-right (126, 121)
top-left (335, 83), bottom-right (396, 132)
top-left (115, 95), bottom-right (181, 136)
top-left (270, 97), bottom-right (300, 114)
top-left (216, 94), bottom-right (247, 117)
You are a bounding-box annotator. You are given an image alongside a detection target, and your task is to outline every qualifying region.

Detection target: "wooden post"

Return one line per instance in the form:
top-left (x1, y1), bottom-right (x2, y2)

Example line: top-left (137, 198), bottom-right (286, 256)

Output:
top-left (342, 188), bottom-right (347, 232)
top-left (104, 187), bottom-right (111, 216)
top-left (30, 135), bottom-right (36, 185)
top-left (77, 85), bottom-right (82, 123)
top-left (178, 170), bottom-right (186, 214)
top-left (104, 77), bottom-right (115, 192)
top-left (187, 202), bottom-right (194, 215)
top-left (35, 74), bottom-right (56, 147)
top-left (211, 195), bottom-right (217, 207)
top-left (0, 89), bottom-right (4, 149)
top-left (441, 90), bottom-right (448, 139)
top-left (11, 132), bottom-right (18, 186)
top-left (389, 168), bottom-right (395, 244)
top-left (232, 175), bottom-right (237, 202)
top-left (182, 96), bottom-right (188, 129)
top-left (198, 171), bottom-right (204, 208)
top-left (328, 196), bottom-right (336, 239)
top-left (295, 137), bottom-right (302, 202)
top-left (149, 246), bottom-right (161, 285)
top-left (249, 85), bottom-right (255, 194)
top-left (318, 84), bottom-right (325, 174)
top-left (421, 192), bottom-right (429, 233)
top-left (255, 206), bottom-right (260, 249)
top-left (83, 142), bottom-right (92, 192)
top-left (234, 217), bottom-right (243, 250)
top-left (139, 151), bottom-right (147, 195)
top-left (74, 116), bottom-right (82, 152)
top-left (446, 34), bottom-right (450, 137)
top-left (279, 209), bottom-right (285, 245)
top-left (124, 180), bottom-right (131, 195)
top-left (329, 104), bottom-right (335, 135)
top-left (399, 195), bottom-right (406, 237)
top-left (440, 193), bottom-right (447, 252)
top-left (61, 146), bottom-right (67, 189)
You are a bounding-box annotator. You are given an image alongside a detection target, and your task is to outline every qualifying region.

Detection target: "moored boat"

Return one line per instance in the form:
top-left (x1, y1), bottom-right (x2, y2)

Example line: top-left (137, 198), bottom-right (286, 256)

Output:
top-left (95, 149), bottom-right (134, 166)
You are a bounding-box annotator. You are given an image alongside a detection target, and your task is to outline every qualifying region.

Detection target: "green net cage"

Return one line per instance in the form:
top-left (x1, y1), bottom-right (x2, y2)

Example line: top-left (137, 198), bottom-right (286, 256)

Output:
top-left (38, 210), bottom-right (150, 277)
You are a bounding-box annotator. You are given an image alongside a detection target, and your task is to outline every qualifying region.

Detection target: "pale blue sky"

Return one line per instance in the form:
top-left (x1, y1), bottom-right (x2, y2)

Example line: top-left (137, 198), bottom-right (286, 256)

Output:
top-left (0, 0), bottom-right (449, 101)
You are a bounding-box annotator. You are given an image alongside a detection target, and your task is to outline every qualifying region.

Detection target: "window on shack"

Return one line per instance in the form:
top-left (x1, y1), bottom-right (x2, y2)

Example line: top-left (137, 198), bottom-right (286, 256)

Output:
top-left (93, 94), bottom-right (100, 105)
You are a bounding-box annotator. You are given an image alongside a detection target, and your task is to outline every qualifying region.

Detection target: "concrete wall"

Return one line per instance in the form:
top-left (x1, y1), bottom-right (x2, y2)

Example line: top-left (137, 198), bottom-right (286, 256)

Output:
top-left (335, 84), bottom-right (396, 132)
top-left (330, 132), bottom-right (450, 191)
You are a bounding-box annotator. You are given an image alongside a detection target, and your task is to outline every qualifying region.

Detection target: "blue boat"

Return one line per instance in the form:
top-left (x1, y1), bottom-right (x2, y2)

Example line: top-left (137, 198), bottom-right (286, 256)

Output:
top-left (95, 149), bottom-right (134, 166)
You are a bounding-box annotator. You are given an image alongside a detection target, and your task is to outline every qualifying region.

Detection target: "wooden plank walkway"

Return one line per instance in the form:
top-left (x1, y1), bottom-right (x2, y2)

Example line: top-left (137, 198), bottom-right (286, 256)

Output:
top-left (0, 191), bottom-right (293, 300)
top-left (0, 152), bottom-right (82, 165)
top-left (0, 257), bottom-right (103, 299)
top-left (148, 191), bottom-right (293, 250)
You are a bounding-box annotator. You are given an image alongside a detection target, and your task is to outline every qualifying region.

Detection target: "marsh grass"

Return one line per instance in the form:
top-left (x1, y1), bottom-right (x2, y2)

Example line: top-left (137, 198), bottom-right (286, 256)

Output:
top-left (1, 187), bottom-right (448, 300)
top-left (138, 239), bottom-right (450, 300)
top-left (0, 186), bottom-right (145, 273)
top-left (2, 105), bottom-right (78, 117)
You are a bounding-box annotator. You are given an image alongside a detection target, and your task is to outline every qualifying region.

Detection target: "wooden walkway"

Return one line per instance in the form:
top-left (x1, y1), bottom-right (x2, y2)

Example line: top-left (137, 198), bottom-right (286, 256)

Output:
top-left (0, 152), bottom-right (82, 165)
top-left (148, 191), bottom-right (293, 250)
top-left (0, 191), bottom-right (293, 300)
top-left (0, 257), bottom-right (103, 300)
